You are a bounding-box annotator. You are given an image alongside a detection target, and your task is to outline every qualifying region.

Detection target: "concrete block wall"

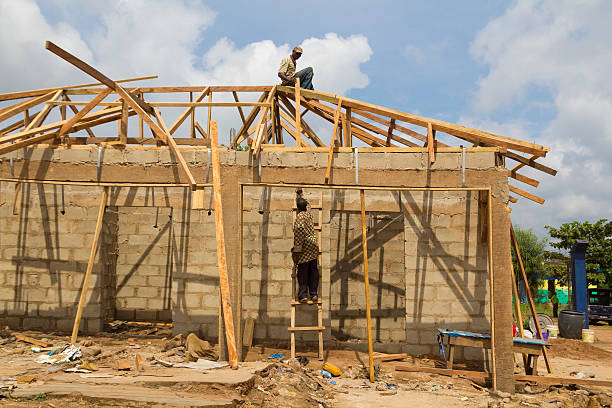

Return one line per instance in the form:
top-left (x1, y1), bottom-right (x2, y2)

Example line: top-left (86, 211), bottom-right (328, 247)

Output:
top-left (0, 182), bottom-right (112, 333)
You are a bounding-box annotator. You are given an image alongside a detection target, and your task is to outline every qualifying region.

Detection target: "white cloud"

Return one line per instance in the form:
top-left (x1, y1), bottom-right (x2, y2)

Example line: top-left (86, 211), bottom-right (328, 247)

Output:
top-left (469, 0), bottom-right (612, 233)
top-left (0, 0), bottom-right (373, 146)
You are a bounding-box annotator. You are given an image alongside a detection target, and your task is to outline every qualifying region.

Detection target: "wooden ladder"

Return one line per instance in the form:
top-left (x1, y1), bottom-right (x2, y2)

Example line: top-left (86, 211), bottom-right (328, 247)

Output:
top-left (289, 190), bottom-right (324, 360)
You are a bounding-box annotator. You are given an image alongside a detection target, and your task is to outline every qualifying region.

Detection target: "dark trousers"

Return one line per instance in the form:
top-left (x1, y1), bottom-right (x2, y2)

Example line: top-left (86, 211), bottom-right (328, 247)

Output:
top-left (297, 259), bottom-right (319, 299)
top-left (294, 67), bottom-right (314, 90)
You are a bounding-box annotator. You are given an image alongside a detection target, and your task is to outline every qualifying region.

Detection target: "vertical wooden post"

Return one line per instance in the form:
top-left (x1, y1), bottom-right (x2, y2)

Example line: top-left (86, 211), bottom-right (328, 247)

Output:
top-left (511, 261), bottom-right (529, 369)
top-left (138, 93), bottom-right (144, 140)
top-left (487, 189), bottom-right (497, 390)
top-left (60, 93), bottom-right (67, 121)
top-left (207, 92), bottom-right (213, 142)
top-left (190, 92), bottom-right (195, 138)
top-left (510, 222), bottom-right (552, 373)
top-left (345, 107), bottom-right (352, 147)
top-left (427, 122), bottom-right (436, 164)
top-left (295, 78), bottom-right (302, 147)
top-left (360, 189), bottom-right (375, 383)
top-left (325, 99), bottom-right (343, 184)
top-left (119, 100), bottom-right (128, 144)
top-left (71, 186), bottom-right (107, 344)
top-left (211, 121), bottom-right (238, 368)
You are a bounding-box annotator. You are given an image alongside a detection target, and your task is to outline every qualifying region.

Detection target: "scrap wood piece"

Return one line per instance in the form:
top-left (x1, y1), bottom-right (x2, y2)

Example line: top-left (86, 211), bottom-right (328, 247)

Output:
top-left (15, 334), bottom-right (51, 348)
top-left (152, 108), bottom-right (197, 190)
top-left (509, 184), bottom-right (545, 205)
top-left (70, 186), bottom-right (108, 344)
top-left (372, 353), bottom-right (408, 362)
top-left (210, 121), bottom-right (238, 368)
top-left (324, 98), bottom-right (343, 183)
top-left (45, 41), bottom-right (153, 114)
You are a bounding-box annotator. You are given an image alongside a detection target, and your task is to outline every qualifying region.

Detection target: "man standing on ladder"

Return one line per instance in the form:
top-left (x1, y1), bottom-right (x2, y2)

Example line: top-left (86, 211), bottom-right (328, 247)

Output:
top-left (292, 197), bottom-right (319, 303)
top-left (278, 46), bottom-right (315, 90)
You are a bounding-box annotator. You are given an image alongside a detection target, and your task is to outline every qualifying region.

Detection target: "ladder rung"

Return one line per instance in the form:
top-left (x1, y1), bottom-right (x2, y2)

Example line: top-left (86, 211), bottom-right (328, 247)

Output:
top-left (291, 300), bottom-right (322, 306)
top-left (288, 326), bottom-right (325, 332)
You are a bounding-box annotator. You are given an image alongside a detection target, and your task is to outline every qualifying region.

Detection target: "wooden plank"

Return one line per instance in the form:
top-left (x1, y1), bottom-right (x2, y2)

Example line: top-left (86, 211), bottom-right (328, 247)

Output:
top-left (360, 189), bottom-right (375, 383)
top-left (152, 108), bottom-right (197, 190)
top-left (252, 87), bottom-right (277, 155)
top-left (190, 92), bottom-right (195, 138)
top-left (168, 87), bottom-right (210, 135)
top-left (504, 151), bottom-right (557, 176)
top-left (287, 326), bottom-right (325, 332)
top-left (324, 99), bottom-right (343, 183)
top-left (115, 86), bottom-right (167, 142)
top-left (71, 186), bottom-right (108, 343)
top-left (274, 96), bottom-right (282, 144)
top-left (514, 375), bottom-right (612, 387)
top-left (511, 154), bottom-right (537, 172)
top-left (508, 196), bottom-right (518, 203)
top-left (0, 92), bottom-right (56, 123)
top-left (343, 107), bottom-right (352, 147)
top-left (207, 92), bottom-right (212, 138)
top-left (15, 334), bottom-right (51, 348)
top-left (242, 317), bottom-right (255, 352)
top-left (210, 121), bottom-right (238, 368)
top-left (194, 121), bottom-right (208, 138)
top-left (353, 109), bottom-right (438, 145)
top-left (395, 365), bottom-right (490, 379)
top-left (386, 119), bottom-right (395, 146)
top-left (511, 223), bottom-right (552, 373)
top-left (45, 41), bottom-right (153, 114)
top-left (509, 185), bottom-right (545, 205)
top-left (63, 94), bottom-right (96, 138)
top-left (59, 89), bottom-right (112, 136)
top-left (0, 75), bottom-right (158, 102)
top-left (509, 171), bottom-right (540, 187)
top-left (278, 96), bottom-right (324, 146)
top-left (487, 189), bottom-right (497, 390)
top-left (295, 79), bottom-right (301, 147)
top-left (427, 122), bottom-right (435, 164)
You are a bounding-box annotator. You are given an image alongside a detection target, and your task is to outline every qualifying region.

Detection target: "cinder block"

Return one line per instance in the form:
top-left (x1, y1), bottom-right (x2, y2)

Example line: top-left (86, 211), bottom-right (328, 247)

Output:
top-left (136, 287), bottom-right (159, 298)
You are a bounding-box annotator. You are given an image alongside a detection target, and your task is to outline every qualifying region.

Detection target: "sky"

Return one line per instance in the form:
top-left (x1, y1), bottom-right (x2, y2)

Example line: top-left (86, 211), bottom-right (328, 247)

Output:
top-left (0, 0), bottom-right (610, 238)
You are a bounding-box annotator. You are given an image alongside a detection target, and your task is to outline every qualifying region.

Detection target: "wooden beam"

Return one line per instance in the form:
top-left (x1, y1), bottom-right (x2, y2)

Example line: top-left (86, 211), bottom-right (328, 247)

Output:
top-left (190, 92), bottom-right (195, 138)
top-left (45, 41), bottom-right (153, 115)
top-left (59, 89), bottom-right (112, 136)
top-left (233, 91), bottom-right (268, 147)
top-left (194, 121), bottom-right (208, 138)
top-left (386, 119), bottom-right (395, 147)
top-left (353, 109), bottom-right (439, 146)
top-left (343, 107), bottom-right (352, 147)
top-left (360, 189), bottom-right (375, 383)
top-left (508, 196), bottom-right (518, 203)
top-left (324, 99), bottom-right (343, 183)
top-left (278, 96), bottom-right (324, 147)
top-left (232, 91), bottom-right (247, 126)
top-left (504, 151), bottom-right (557, 176)
top-left (207, 92), bottom-right (212, 138)
top-left (295, 79), bottom-right (301, 147)
top-left (509, 185), bottom-right (545, 205)
top-left (114, 86), bottom-right (166, 142)
top-left (509, 171), bottom-right (540, 187)
top-left (119, 100), bottom-right (128, 143)
top-left (168, 87), bottom-right (210, 135)
top-left (71, 186), bottom-right (108, 343)
top-left (487, 189), bottom-right (497, 391)
top-left (511, 154), bottom-right (537, 172)
top-left (510, 223), bottom-right (552, 373)
top-left (252, 87), bottom-right (276, 155)
top-left (24, 90), bottom-right (63, 131)
top-left (0, 91), bottom-right (56, 123)
top-left (426, 123), bottom-right (436, 164)
top-left (0, 75), bottom-right (158, 102)
top-left (63, 94), bottom-right (96, 138)
top-left (153, 108), bottom-right (197, 190)
top-left (210, 121), bottom-right (238, 368)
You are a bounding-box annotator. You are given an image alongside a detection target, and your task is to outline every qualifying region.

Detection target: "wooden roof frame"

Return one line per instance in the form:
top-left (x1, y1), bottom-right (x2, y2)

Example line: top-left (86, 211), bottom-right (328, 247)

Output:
top-left (0, 41), bottom-right (556, 204)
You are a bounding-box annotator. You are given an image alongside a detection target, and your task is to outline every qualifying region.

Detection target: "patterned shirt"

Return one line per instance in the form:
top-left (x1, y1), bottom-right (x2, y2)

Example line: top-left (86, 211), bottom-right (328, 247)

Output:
top-left (278, 56), bottom-right (296, 84)
top-left (293, 210), bottom-right (318, 264)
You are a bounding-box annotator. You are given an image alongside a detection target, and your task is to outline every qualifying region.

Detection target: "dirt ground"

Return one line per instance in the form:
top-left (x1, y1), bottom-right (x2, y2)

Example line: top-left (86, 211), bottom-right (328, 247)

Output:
top-left (0, 322), bottom-right (610, 407)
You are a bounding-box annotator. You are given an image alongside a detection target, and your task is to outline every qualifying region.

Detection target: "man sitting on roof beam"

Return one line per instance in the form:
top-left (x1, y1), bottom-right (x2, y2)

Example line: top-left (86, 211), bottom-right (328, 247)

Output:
top-left (278, 46), bottom-right (314, 90)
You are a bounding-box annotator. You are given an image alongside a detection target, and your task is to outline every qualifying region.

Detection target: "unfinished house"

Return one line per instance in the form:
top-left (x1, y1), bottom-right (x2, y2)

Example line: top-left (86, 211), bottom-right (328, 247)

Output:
top-left (0, 42), bottom-right (557, 392)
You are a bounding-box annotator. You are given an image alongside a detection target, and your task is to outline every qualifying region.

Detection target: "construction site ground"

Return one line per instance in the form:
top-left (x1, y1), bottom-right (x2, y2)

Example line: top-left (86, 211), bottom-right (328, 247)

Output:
top-left (0, 323), bottom-right (610, 407)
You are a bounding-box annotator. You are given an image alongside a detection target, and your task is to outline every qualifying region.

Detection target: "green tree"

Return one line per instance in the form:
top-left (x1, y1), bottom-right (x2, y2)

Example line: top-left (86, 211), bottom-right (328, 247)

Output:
top-left (545, 219), bottom-right (612, 287)
top-left (511, 226), bottom-right (547, 296)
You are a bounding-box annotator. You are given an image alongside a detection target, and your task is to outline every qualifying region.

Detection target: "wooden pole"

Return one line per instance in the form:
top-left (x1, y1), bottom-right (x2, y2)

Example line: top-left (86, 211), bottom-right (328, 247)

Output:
top-left (210, 121), bottom-right (238, 368)
top-left (360, 189), bottom-right (375, 382)
top-left (510, 222), bottom-right (552, 373)
top-left (207, 92), bottom-right (213, 141)
top-left (487, 189), bottom-right (497, 390)
top-left (511, 261), bottom-right (529, 369)
top-left (70, 186), bottom-right (108, 344)
top-left (190, 92), bottom-right (195, 138)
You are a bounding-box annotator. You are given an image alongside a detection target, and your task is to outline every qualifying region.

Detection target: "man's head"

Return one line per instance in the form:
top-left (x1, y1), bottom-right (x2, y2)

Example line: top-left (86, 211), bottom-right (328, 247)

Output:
top-left (291, 46), bottom-right (303, 60)
top-left (296, 197), bottom-right (308, 212)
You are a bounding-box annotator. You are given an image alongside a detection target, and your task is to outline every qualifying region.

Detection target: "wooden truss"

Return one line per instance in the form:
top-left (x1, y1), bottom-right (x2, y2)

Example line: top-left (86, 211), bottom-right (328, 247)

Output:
top-left (0, 42), bottom-right (556, 204)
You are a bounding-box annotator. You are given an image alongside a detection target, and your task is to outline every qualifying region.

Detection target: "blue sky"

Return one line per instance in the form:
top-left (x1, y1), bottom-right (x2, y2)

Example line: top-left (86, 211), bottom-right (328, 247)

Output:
top-left (1, 0), bottom-right (610, 238)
